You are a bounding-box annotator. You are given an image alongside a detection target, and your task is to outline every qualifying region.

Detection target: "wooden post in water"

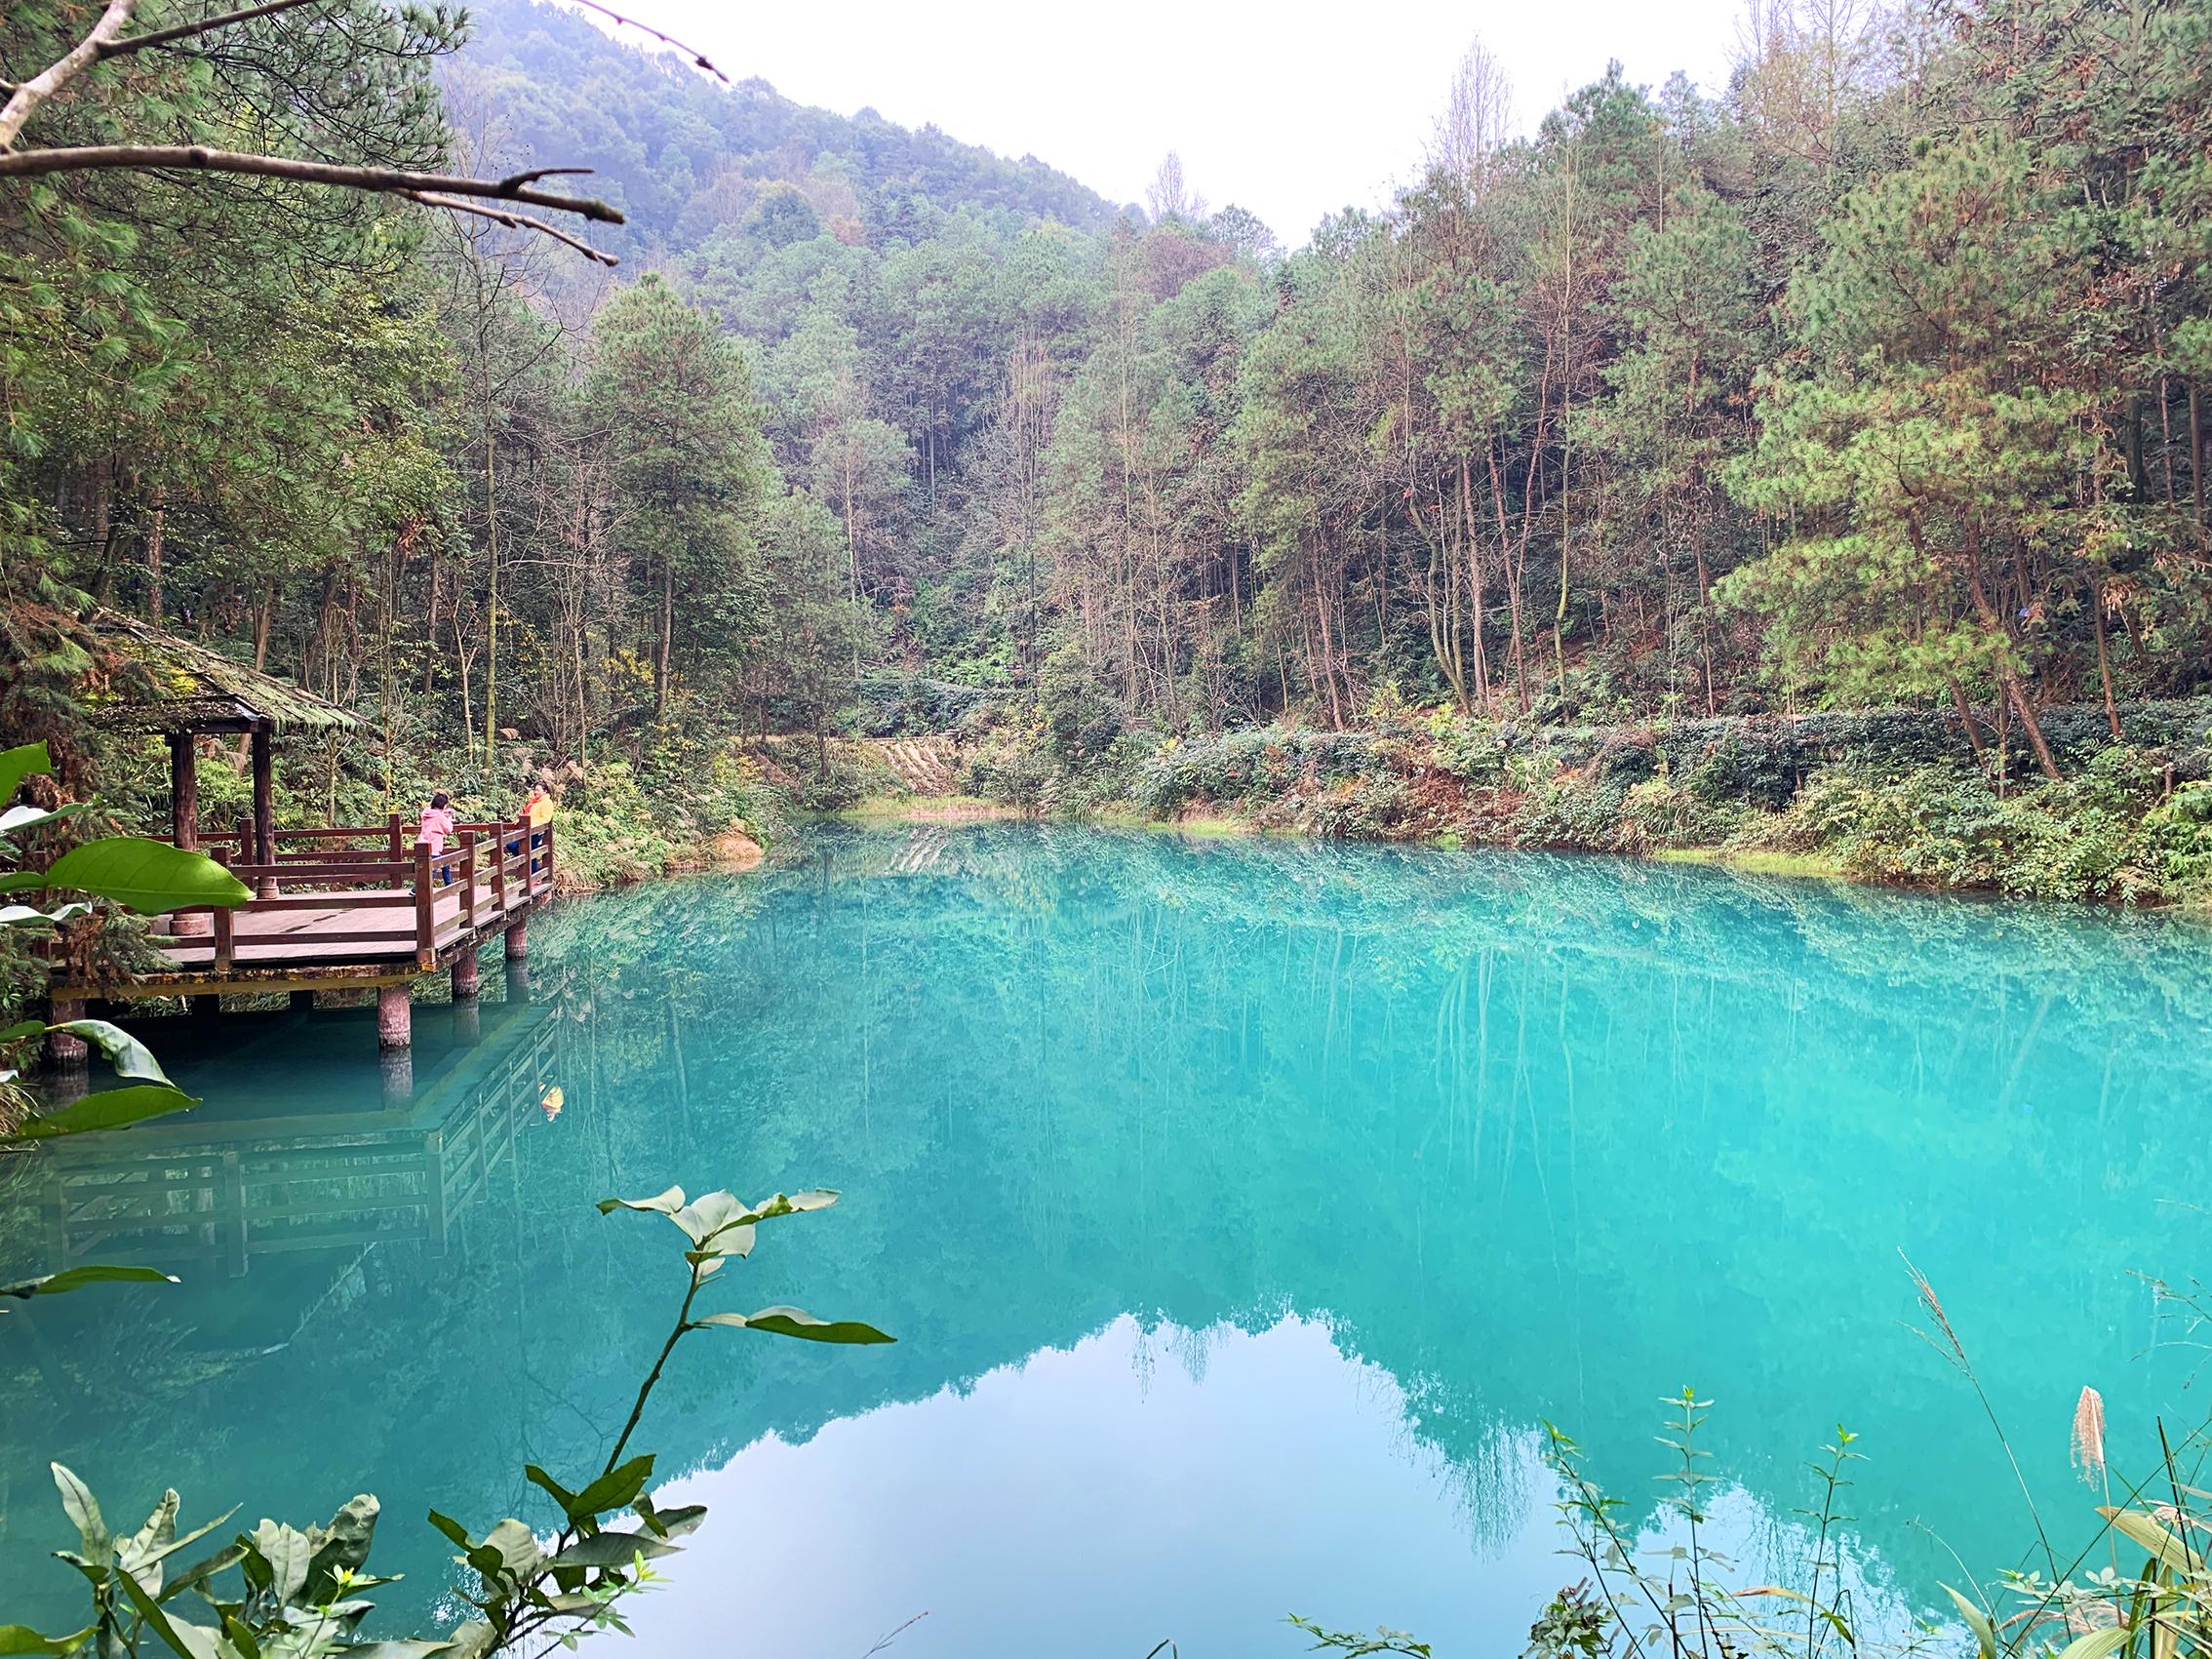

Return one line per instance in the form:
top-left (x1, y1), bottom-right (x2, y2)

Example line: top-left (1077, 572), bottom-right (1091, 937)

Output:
top-left (376, 983), bottom-right (412, 1051)
top-left (454, 944), bottom-right (481, 1000)
top-left (505, 915), bottom-right (529, 961)
top-left (44, 995), bottom-right (87, 1069)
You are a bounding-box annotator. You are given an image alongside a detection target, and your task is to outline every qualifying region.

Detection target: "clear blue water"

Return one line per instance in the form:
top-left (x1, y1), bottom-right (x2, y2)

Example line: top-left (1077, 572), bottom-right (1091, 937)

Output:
top-left (5, 823), bottom-right (2212, 1653)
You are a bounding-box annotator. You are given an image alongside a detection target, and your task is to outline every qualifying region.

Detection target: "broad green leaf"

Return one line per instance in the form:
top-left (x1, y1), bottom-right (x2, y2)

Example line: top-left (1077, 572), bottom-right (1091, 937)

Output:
top-left (543, 1530), bottom-right (681, 1570)
top-left (672, 1189), bottom-right (747, 1245)
top-left (116, 1569), bottom-right (219, 1659)
top-left (0, 1628), bottom-right (89, 1657)
top-left (118, 1489), bottom-right (179, 1594)
top-left (0, 804), bottom-right (86, 837)
top-left (0, 874), bottom-right (51, 895)
top-left (0, 741), bottom-right (51, 805)
top-left (49, 1020), bottom-right (171, 1085)
top-left (753, 1189), bottom-right (839, 1218)
top-left (566, 1455), bottom-right (654, 1521)
top-left (218, 1610), bottom-right (261, 1659)
top-left (1, 1264), bottom-right (177, 1299)
top-left (42, 838), bottom-right (251, 915)
top-left (694, 1306), bottom-right (894, 1344)
top-left (305, 1493), bottom-right (379, 1595)
top-left (523, 1466), bottom-right (575, 1512)
top-left (1940, 1585), bottom-right (1995, 1659)
top-left (0, 902), bottom-right (91, 927)
top-left (12, 1085), bottom-right (196, 1140)
top-left (596, 1186), bottom-right (684, 1217)
top-left (50, 1465), bottom-right (106, 1557)
top-left (153, 1539), bottom-right (244, 1603)
top-left (632, 1500), bottom-right (706, 1540)
top-left (2054, 1627), bottom-right (2129, 1659)
top-left (0, 1019), bottom-right (43, 1043)
top-left (467, 1517), bottom-right (541, 1582)
top-left (2100, 1507), bottom-right (2204, 1576)
top-left (247, 1520), bottom-right (313, 1605)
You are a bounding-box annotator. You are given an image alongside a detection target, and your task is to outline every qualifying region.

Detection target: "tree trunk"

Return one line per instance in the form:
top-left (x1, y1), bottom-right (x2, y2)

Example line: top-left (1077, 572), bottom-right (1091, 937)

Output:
top-left (654, 554), bottom-right (674, 719)
top-left (144, 484), bottom-right (166, 625)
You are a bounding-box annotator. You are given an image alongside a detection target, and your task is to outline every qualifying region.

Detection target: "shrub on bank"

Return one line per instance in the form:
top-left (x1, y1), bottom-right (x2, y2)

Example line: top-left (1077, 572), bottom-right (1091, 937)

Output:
top-left (952, 697), bottom-right (2212, 907)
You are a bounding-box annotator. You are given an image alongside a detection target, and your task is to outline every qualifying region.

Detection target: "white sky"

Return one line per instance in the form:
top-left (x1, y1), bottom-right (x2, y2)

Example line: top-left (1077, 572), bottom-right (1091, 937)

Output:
top-left (593, 0), bottom-right (1751, 246)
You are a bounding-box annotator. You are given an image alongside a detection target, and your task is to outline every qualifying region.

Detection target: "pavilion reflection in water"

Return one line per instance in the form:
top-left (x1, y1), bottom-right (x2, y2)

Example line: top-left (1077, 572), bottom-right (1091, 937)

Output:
top-left (23, 969), bottom-right (570, 1285)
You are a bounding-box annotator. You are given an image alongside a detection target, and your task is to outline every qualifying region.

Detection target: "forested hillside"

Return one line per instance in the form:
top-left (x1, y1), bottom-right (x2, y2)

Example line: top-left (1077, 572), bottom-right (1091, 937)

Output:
top-left (4, 0), bottom-right (2212, 901)
top-left (444, 0), bottom-right (1126, 262)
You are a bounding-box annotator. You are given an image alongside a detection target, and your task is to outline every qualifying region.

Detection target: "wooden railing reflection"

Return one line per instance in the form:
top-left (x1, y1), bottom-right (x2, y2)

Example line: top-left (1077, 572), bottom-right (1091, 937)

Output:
top-left (26, 975), bottom-right (568, 1279)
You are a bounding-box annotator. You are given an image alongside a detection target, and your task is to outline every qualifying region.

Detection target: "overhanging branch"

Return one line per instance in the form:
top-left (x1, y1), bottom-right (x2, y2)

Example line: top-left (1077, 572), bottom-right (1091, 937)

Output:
top-left (404, 190), bottom-right (621, 266)
top-left (0, 145), bottom-right (625, 226)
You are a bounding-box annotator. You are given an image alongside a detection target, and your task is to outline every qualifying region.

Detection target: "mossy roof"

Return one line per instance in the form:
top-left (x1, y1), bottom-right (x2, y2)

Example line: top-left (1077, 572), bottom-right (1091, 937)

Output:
top-left (81, 610), bottom-right (364, 735)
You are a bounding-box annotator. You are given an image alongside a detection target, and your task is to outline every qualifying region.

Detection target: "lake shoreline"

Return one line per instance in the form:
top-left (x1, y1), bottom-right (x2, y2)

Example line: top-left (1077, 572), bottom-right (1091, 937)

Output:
top-left (812, 791), bottom-right (2212, 914)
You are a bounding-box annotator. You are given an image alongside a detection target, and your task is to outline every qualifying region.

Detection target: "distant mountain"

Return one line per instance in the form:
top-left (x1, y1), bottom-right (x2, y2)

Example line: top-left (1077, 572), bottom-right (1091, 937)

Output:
top-left (444, 0), bottom-right (1131, 260)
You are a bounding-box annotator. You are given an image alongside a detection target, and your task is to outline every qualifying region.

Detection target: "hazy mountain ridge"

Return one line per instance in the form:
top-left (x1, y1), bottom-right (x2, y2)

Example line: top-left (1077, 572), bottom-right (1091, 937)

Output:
top-left (444, 0), bottom-right (1132, 258)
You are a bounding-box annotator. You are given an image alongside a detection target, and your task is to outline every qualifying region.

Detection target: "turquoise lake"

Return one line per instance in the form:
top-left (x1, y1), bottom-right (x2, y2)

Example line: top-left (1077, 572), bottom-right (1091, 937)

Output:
top-left (5, 823), bottom-right (2212, 1652)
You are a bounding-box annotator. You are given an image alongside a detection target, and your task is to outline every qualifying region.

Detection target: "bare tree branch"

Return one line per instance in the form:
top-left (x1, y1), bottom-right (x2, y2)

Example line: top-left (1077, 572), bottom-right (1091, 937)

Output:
top-left (0, 144), bottom-right (626, 224)
top-left (403, 189), bottom-right (619, 265)
top-left (99, 0), bottom-right (327, 61)
top-left (569, 0), bottom-right (731, 82)
top-left (0, 0), bottom-right (138, 148)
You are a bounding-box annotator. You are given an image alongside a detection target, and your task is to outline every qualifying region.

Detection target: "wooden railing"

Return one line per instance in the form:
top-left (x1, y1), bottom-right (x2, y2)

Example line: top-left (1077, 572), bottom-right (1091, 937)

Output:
top-left (178, 813), bottom-right (555, 972)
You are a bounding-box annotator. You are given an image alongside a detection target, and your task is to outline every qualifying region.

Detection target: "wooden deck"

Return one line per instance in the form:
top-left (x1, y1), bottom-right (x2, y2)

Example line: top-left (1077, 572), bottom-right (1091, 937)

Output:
top-left (48, 813), bottom-right (558, 1052)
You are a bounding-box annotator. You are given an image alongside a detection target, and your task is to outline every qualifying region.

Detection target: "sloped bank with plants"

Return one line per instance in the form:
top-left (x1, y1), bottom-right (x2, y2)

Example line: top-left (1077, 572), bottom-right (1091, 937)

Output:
top-left (944, 689), bottom-right (2212, 907)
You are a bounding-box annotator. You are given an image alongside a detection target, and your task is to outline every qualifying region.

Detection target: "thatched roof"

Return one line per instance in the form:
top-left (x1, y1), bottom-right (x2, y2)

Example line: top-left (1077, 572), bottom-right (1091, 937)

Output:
top-left (81, 610), bottom-right (364, 735)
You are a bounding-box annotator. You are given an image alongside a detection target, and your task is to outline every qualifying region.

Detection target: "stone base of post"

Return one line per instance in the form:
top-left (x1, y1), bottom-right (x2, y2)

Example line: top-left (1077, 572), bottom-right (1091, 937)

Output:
top-left (504, 918), bottom-right (529, 961)
top-left (453, 949), bottom-right (481, 1000)
top-left (290, 990), bottom-right (315, 1012)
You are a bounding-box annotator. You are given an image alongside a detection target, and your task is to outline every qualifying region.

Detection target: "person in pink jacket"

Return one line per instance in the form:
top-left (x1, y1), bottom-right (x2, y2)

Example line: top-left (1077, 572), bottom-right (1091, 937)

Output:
top-left (418, 791), bottom-right (456, 884)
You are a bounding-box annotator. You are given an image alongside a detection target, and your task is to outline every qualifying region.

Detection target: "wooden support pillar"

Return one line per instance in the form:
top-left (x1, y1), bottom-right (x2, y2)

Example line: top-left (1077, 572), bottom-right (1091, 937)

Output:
top-left (376, 983), bottom-right (412, 1051)
top-left (379, 1047), bottom-right (414, 1106)
top-left (453, 947), bottom-right (481, 1000)
top-left (504, 916), bottom-right (529, 961)
top-left (44, 996), bottom-right (88, 1070)
top-left (191, 994), bottom-right (220, 1022)
top-left (169, 731), bottom-right (211, 937)
top-left (250, 724), bottom-right (277, 898)
top-left (169, 731), bottom-right (197, 849)
top-left (289, 990), bottom-right (315, 1012)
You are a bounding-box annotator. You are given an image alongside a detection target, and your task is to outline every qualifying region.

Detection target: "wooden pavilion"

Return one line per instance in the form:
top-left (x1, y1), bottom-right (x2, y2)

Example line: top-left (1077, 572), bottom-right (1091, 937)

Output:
top-left (45, 612), bottom-right (557, 1060)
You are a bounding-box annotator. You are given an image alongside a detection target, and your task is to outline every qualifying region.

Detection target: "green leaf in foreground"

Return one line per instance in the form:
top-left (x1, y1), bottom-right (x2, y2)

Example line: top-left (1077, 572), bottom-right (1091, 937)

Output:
top-left (42, 837), bottom-right (251, 915)
top-left (692, 1306), bottom-right (894, 1344)
top-left (0, 741), bottom-right (51, 807)
top-left (48, 1019), bottom-right (172, 1085)
top-left (1, 1265), bottom-right (178, 1300)
top-left (11, 1085), bottom-right (197, 1140)
top-left (1940, 1585), bottom-right (1995, 1659)
top-left (543, 1531), bottom-right (681, 1571)
top-left (0, 1625), bottom-right (92, 1657)
top-left (565, 1455), bottom-right (654, 1521)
